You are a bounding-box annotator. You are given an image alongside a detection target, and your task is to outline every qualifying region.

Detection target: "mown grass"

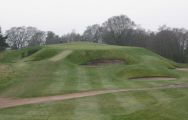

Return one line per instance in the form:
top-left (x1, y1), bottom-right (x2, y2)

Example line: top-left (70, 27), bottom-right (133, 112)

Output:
top-left (0, 42), bottom-right (185, 98)
top-left (0, 42), bottom-right (188, 120)
top-left (0, 88), bottom-right (188, 120)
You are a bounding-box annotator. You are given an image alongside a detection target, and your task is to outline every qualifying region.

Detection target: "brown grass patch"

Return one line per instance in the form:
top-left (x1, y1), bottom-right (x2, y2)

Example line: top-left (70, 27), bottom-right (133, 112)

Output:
top-left (0, 64), bottom-right (11, 77)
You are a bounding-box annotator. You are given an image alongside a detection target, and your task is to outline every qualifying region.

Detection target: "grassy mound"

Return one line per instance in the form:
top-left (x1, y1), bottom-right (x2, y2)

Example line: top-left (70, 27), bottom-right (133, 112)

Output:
top-left (0, 46), bottom-right (41, 63)
top-left (63, 45), bottom-right (178, 78)
top-left (25, 48), bottom-right (60, 61)
top-left (0, 42), bottom-right (183, 98)
top-left (0, 42), bottom-right (188, 120)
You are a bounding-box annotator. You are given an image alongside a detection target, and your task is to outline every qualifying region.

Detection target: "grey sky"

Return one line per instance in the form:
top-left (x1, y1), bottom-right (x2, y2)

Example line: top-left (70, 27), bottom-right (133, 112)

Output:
top-left (0, 0), bottom-right (188, 35)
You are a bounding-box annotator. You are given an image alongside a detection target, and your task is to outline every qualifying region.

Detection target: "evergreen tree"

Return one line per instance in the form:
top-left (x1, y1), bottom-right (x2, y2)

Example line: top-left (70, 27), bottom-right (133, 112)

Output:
top-left (0, 28), bottom-right (8, 51)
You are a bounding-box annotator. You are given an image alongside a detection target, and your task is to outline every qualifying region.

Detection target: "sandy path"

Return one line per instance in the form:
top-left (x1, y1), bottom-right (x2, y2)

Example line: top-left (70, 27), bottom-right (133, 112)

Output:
top-left (130, 77), bottom-right (176, 80)
top-left (50, 50), bottom-right (72, 62)
top-left (0, 83), bottom-right (187, 109)
top-left (177, 68), bottom-right (188, 71)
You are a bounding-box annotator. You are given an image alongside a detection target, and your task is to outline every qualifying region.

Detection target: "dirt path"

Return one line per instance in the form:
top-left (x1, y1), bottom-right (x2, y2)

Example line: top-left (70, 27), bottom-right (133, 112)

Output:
top-left (50, 50), bottom-right (72, 62)
top-left (0, 83), bottom-right (187, 109)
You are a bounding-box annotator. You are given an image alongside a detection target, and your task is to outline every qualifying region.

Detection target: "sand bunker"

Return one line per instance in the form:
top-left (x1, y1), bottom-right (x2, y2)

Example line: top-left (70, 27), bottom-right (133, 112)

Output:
top-left (177, 68), bottom-right (188, 72)
top-left (130, 77), bottom-right (176, 81)
top-left (84, 59), bottom-right (125, 66)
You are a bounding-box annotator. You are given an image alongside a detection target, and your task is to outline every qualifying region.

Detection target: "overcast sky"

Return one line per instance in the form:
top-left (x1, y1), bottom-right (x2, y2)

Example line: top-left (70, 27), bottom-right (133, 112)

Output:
top-left (0, 0), bottom-right (188, 35)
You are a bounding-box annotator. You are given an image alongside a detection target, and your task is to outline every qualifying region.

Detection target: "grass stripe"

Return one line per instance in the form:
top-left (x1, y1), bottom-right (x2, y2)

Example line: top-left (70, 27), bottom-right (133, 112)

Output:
top-left (161, 89), bottom-right (186, 99)
top-left (96, 93), bottom-right (126, 120)
top-left (1, 61), bottom-right (59, 97)
top-left (75, 67), bottom-right (92, 91)
top-left (100, 68), bottom-right (120, 89)
top-left (147, 90), bottom-right (172, 103)
top-left (72, 97), bottom-right (105, 120)
top-left (41, 64), bottom-right (69, 95)
top-left (62, 64), bottom-right (79, 93)
top-left (85, 68), bottom-right (103, 90)
top-left (114, 92), bottom-right (145, 114)
top-left (130, 91), bottom-right (158, 107)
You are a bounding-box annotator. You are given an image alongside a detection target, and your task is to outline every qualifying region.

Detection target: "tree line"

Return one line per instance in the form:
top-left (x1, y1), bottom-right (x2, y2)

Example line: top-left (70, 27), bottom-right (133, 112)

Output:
top-left (0, 15), bottom-right (188, 63)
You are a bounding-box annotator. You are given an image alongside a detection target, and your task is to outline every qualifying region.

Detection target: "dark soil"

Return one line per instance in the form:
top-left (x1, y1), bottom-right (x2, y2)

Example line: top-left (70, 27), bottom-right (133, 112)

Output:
top-left (129, 76), bottom-right (176, 80)
top-left (83, 59), bottom-right (125, 66)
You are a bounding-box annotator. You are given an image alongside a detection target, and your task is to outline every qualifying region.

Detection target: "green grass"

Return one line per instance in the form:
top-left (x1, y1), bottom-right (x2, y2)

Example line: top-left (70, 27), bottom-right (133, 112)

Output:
top-left (0, 88), bottom-right (188, 120)
top-left (26, 48), bottom-right (60, 61)
top-left (0, 42), bottom-right (185, 97)
top-left (0, 42), bottom-right (188, 120)
top-left (0, 46), bottom-right (41, 63)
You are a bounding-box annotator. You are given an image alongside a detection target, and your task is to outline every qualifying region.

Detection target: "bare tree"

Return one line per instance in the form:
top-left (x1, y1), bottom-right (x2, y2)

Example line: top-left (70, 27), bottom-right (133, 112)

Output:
top-left (83, 24), bottom-right (102, 43)
top-left (0, 27), bottom-right (8, 51)
top-left (28, 31), bottom-right (46, 47)
top-left (61, 30), bottom-right (82, 43)
top-left (6, 27), bottom-right (44, 49)
top-left (102, 15), bottom-right (136, 34)
top-left (45, 31), bottom-right (60, 44)
top-left (151, 26), bottom-right (187, 62)
top-left (101, 15), bottom-right (137, 44)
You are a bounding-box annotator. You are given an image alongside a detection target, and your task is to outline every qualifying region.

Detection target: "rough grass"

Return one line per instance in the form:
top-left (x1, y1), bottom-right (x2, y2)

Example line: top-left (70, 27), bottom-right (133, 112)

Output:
top-left (50, 50), bottom-right (73, 62)
top-left (25, 48), bottom-right (60, 61)
top-left (0, 46), bottom-right (41, 63)
top-left (66, 49), bottom-right (136, 65)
